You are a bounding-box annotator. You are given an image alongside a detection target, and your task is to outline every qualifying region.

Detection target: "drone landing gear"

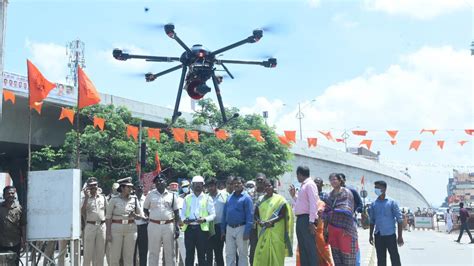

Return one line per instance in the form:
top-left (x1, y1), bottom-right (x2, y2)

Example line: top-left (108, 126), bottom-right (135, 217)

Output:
top-left (170, 66), bottom-right (188, 126)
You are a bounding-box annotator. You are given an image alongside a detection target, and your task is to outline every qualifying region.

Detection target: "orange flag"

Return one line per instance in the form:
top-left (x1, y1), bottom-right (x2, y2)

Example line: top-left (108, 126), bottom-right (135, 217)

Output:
top-left (135, 161), bottom-right (141, 175)
top-left (187, 130), bottom-right (200, 143)
top-left (278, 136), bottom-right (291, 146)
top-left (390, 140), bottom-right (397, 145)
top-left (31, 102), bottom-right (43, 114)
top-left (59, 107), bottom-right (75, 125)
top-left (336, 138), bottom-right (345, 143)
top-left (359, 139), bottom-right (373, 150)
top-left (307, 138), bottom-right (318, 148)
top-left (250, 130), bottom-right (264, 142)
top-left (459, 140), bottom-right (469, 146)
top-left (352, 130), bottom-right (368, 136)
top-left (27, 60), bottom-right (56, 108)
top-left (386, 130), bottom-right (398, 139)
top-left (78, 67), bottom-right (101, 109)
top-left (318, 131), bottom-right (334, 141)
top-left (361, 176), bottom-right (365, 186)
top-left (126, 125), bottom-right (139, 141)
top-left (215, 129), bottom-right (229, 140)
top-left (420, 129), bottom-right (437, 135)
top-left (2, 90), bottom-right (15, 104)
top-left (409, 140), bottom-right (422, 151)
top-left (284, 130), bottom-right (296, 143)
top-left (155, 152), bottom-right (162, 174)
top-left (148, 128), bottom-right (161, 142)
top-left (93, 117), bottom-right (105, 131)
top-left (172, 128), bottom-right (186, 143)
top-left (437, 140), bottom-right (445, 150)
top-left (465, 129), bottom-right (474, 136)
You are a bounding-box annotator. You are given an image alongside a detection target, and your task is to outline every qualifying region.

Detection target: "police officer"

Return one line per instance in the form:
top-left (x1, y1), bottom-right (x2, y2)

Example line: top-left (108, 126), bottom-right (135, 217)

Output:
top-left (144, 174), bottom-right (180, 266)
top-left (81, 177), bottom-right (107, 266)
top-left (106, 177), bottom-right (144, 266)
top-left (180, 176), bottom-right (215, 266)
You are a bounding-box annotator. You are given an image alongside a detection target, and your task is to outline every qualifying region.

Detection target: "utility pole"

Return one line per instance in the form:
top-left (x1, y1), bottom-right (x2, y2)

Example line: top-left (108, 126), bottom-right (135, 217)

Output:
top-left (0, 0), bottom-right (8, 122)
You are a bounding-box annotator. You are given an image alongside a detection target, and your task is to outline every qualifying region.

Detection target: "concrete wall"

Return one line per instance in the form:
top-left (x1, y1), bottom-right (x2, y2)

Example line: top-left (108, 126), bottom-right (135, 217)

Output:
top-left (277, 143), bottom-right (430, 210)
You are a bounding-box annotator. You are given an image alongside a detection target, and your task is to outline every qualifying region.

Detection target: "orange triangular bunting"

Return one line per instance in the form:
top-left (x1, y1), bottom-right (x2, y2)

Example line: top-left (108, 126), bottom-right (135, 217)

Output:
top-left (147, 128), bottom-right (161, 142)
top-left (59, 107), bottom-right (75, 125)
top-left (437, 140), bottom-right (445, 150)
top-left (409, 140), bottom-right (422, 151)
top-left (126, 125), bottom-right (139, 141)
top-left (359, 139), bottom-right (373, 150)
top-left (318, 131), bottom-right (334, 141)
top-left (215, 129), bottom-right (229, 140)
top-left (465, 129), bottom-right (474, 136)
top-left (284, 130), bottom-right (296, 143)
top-left (390, 140), bottom-right (397, 145)
top-left (420, 129), bottom-right (437, 135)
top-left (31, 102), bottom-right (43, 114)
top-left (278, 136), bottom-right (291, 147)
top-left (186, 130), bottom-right (200, 143)
top-left (352, 130), bottom-right (368, 136)
top-left (172, 128), bottom-right (186, 143)
top-left (249, 130), bottom-right (264, 142)
top-left (336, 138), bottom-right (345, 143)
top-left (93, 117), bottom-right (105, 131)
top-left (27, 60), bottom-right (55, 108)
top-left (307, 138), bottom-right (318, 148)
top-left (459, 140), bottom-right (468, 146)
top-left (78, 67), bottom-right (101, 109)
top-left (3, 90), bottom-right (15, 104)
top-left (386, 130), bottom-right (398, 139)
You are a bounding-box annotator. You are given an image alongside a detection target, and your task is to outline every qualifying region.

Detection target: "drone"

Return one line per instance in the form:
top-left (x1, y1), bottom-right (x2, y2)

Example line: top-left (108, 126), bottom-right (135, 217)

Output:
top-left (112, 24), bottom-right (277, 126)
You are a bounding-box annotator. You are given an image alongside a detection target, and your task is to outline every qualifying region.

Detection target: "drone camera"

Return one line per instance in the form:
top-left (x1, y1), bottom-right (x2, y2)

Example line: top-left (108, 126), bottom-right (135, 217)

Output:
top-left (185, 79), bottom-right (211, 100)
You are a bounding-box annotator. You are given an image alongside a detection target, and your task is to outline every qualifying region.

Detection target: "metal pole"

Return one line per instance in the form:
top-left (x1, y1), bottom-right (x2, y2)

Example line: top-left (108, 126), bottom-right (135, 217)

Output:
top-left (296, 103), bottom-right (304, 140)
top-left (75, 46), bottom-right (80, 169)
top-left (138, 121), bottom-right (142, 179)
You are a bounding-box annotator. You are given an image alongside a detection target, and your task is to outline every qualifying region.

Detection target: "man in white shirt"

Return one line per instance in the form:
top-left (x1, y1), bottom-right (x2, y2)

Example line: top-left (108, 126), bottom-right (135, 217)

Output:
top-left (180, 176), bottom-right (216, 266)
top-left (133, 183), bottom-right (148, 266)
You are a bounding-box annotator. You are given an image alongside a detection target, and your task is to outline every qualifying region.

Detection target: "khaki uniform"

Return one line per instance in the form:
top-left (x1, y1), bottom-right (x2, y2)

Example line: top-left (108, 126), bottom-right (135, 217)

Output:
top-left (83, 194), bottom-right (107, 266)
top-left (143, 189), bottom-right (178, 266)
top-left (106, 195), bottom-right (140, 266)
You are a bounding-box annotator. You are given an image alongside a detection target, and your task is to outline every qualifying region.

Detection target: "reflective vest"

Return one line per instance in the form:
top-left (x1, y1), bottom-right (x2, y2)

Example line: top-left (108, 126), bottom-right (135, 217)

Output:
top-left (182, 193), bottom-right (210, 232)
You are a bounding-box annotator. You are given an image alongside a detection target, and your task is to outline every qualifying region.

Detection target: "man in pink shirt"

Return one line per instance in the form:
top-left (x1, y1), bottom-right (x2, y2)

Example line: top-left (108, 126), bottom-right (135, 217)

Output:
top-left (290, 166), bottom-right (320, 266)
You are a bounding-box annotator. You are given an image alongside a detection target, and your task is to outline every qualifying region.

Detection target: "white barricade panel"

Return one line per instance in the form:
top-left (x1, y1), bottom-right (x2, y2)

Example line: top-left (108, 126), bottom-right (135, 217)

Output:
top-left (27, 169), bottom-right (81, 241)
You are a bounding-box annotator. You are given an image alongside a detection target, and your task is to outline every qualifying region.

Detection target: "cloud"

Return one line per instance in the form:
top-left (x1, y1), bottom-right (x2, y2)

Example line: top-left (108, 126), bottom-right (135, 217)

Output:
top-left (25, 40), bottom-right (68, 83)
top-left (240, 97), bottom-right (286, 125)
top-left (308, 0), bottom-right (322, 8)
top-left (364, 0), bottom-right (471, 20)
top-left (240, 46), bottom-right (472, 204)
top-left (332, 13), bottom-right (359, 28)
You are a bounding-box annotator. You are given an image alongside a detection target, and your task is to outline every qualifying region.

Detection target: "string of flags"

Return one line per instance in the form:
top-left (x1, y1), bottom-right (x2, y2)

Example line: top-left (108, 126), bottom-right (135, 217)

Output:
top-left (1, 60), bottom-right (472, 152)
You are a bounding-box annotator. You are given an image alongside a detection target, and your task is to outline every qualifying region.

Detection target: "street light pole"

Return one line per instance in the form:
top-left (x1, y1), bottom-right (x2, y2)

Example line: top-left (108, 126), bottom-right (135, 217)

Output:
top-left (296, 103), bottom-right (304, 140)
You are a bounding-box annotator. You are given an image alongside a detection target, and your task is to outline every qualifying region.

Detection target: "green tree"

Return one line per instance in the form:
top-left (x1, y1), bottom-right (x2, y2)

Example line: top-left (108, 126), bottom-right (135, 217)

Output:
top-left (31, 100), bottom-right (292, 188)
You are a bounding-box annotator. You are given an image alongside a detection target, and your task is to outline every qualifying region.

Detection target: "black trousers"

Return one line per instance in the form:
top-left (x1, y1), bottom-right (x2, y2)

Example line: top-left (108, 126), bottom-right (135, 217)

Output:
top-left (457, 222), bottom-right (474, 242)
top-left (185, 225), bottom-right (209, 266)
top-left (206, 224), bottom-right (225, 266)
top-left (374, 233), bottom-right (401, 266)
top-left (134, 224), bottom-right (148, 266)
top-left (0, 244), bottom-right (21, 266)
top-left (296, 215), bottom-right (318, 266)
top-left (249, 226), bottom-right (258, 265)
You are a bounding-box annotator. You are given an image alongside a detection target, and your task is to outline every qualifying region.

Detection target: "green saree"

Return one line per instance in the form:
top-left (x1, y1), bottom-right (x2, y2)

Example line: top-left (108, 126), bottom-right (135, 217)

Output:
top-left (253, 194), bottom-right (294, 266)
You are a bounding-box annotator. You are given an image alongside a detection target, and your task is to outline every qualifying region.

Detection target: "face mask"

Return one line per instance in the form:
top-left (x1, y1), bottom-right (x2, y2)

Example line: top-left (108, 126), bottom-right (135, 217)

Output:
top-left (247, 188), bottom-right (255, 194)
top-left (182, 187), bottom-right (189, 194)
top-left (374, 188), bottom-right (383, 196)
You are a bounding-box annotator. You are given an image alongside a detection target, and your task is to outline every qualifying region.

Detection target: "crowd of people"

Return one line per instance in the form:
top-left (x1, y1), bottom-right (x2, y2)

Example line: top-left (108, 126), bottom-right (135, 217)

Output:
top-left (0, 166), bottom-right (410, 266)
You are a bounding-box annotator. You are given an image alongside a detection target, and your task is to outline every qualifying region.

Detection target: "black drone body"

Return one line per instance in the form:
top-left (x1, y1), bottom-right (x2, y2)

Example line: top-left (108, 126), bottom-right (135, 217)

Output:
top-left (113, 24), bottom-right (277, 126)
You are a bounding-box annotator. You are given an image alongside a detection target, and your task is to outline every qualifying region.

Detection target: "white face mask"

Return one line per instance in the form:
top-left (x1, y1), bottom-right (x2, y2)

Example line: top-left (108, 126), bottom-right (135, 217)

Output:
top-left (374, 188), bottom-right (383, 196)
top-left (247, 188), bottom-right (255, 194)
top-left (182, 187), bottom-right (189, 194)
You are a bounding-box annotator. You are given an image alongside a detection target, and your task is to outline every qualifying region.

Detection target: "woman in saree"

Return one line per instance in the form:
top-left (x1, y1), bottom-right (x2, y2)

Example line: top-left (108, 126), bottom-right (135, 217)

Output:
top-left (253, 179), bottom-right (294, 266)
top-left (323, 173), bottom-right (359, 266)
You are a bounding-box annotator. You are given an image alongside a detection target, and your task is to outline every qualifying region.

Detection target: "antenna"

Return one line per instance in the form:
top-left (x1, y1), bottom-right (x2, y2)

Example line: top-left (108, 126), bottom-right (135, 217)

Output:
top-left (66, 39), bottom-right (85, 86)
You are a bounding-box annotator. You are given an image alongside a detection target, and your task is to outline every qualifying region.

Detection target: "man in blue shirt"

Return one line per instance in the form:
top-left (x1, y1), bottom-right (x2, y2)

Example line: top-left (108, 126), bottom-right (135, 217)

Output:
top-left (221, 176), bottom-right (253, 266)
top-left (369, 180), bottom-right (403, 266)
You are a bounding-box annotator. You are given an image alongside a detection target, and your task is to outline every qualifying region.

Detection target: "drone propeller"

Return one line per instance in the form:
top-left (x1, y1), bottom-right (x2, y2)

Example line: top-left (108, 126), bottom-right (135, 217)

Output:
top-left (258, 23), bottom-right (287, 35)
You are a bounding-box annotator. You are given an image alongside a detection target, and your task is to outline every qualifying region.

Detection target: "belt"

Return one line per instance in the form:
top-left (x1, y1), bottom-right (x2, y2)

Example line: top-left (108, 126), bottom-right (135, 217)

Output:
top-left (112, 219), bottom-right (134, 225)
top-left (150, 219), bottom-right (174, 225)
top-left (228, 222), bottom-right (245, 228)
top-left (86, 220), bottom-right (105, 225)
top-left (296, 214), bottom-right (309, 217)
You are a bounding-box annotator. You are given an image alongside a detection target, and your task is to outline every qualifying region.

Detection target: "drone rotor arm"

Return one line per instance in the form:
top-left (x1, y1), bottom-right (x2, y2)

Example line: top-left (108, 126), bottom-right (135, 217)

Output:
top-left (216, 58), bottom-right (277, 68)
top-left (146, 64), bottom-right (183, 82)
